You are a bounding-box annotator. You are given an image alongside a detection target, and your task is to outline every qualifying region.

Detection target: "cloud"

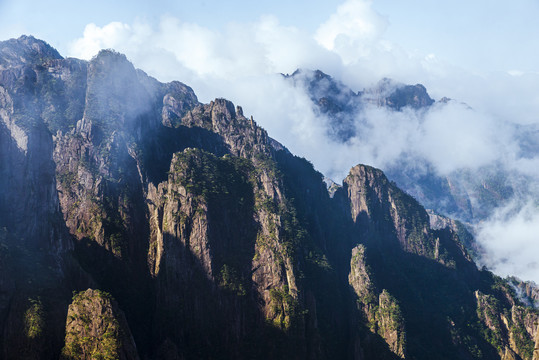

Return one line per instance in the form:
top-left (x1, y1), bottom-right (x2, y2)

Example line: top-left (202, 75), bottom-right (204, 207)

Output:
top-left (66, 0), bottom-right (539, 282)
top-left (417, 102), bottom-right (512, 174)
top-left (70, 22), bottom-right (135, 60)
top-left (314, 0), bottom-right (388, 64)
top-left (476, 201), bottom-right (539, 282)
top-left (66, 2), bottom-right (538, 184)
top-left (68, 15), bottom-right (341, 99)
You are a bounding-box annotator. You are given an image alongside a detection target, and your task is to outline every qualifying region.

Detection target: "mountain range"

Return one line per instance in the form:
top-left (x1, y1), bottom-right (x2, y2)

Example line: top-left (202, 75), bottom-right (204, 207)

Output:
top-left (0, 35), bottom-right (538, 360)
top-left (285, 68), bottom-right (538, 227)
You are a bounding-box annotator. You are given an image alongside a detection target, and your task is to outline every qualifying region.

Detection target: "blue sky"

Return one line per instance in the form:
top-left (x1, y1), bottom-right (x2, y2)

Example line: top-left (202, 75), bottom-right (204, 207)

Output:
top-left (0, 0), bottom-right (341, 51)
top-left (1, 0), bottom-right (538, 75)
top-left (375, 0), bottom-right (539, 73)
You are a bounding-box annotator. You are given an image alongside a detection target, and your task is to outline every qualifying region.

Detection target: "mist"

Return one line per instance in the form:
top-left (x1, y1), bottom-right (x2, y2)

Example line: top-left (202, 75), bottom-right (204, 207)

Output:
top-left (66, 0), bottom-right (539, 283)
top-left (477, 201), bottom-right (539, 282)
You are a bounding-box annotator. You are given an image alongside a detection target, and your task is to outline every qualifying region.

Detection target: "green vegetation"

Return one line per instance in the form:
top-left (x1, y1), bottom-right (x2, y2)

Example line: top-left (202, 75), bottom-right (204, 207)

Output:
top-left (378, 290), bottom-right (404, 332)
top-left (172, 148), bottom-right (254, 202)
top-left (61, 290), bottom-right (122, 360)
top-left (219, 264), bottom-right (246, 296)
top-left (269, 286), bottom-right (299, 331)
top-left (253, 152), bottom-right (281, 180)
top-left (57, 169), bottom-right (78, 192)
top-left (24, 297), bottom-right (45, 340)
top-left (511, 323), bottom-right (534, 359)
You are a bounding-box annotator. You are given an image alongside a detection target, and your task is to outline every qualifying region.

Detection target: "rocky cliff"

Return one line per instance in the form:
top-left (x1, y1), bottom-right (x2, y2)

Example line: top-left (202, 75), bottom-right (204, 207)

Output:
top-left (61, 289), bottom-right (138, 360)
top-left (0, 35), bottom-right (537, 360)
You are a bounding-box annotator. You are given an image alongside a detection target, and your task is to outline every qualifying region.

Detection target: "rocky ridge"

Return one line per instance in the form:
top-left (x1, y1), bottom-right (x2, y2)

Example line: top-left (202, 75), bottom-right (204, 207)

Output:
top-left (0, 35), bottom-right (537, 359)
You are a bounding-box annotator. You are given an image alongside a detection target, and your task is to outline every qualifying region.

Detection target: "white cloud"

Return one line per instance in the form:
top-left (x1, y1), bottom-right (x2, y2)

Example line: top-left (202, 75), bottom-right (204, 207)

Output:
top-left (68, 16), bottom-right (343, 102)
top-left (70, 22), bottom-right (134, 60)
top-left (477, 201), bottom-right (539, 282)
top-left (314, 0), bottom-right (388, 64)
top-left (418, 102), bottom-right (506, 174)
top-left (67, 9), bottom-right (538, 180)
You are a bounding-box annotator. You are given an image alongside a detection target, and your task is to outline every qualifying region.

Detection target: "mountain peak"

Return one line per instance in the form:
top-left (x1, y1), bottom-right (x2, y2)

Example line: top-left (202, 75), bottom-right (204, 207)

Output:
top-left (92, 48), bottom-right (130, 63)
top-left (363, 78), bottom-right (434, 110)
top-left (386, 83), bottom-right (434, 110)
top-left (0, 35), bottom-right (62, 68)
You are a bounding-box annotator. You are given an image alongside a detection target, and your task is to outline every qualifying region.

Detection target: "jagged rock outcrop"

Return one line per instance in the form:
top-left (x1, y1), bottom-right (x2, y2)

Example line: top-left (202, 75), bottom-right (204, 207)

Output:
top-left (533, 323), bottom-right (539, 360)
top-left (427, 209), bottom-right (480, 259)
top-left (344, 164), bottom-right (440, 260)
top-left (508, 277), bottom-right (539, 309)
top-left (0, 36), bottom-right (537, 360)
top-left (61, 289), bottom-right (138, 360)
top-left (0, 35), bottom-right (62, 68)
top-left (384, 83), bottom-right (434, 110)
top-left (144, 116), bottom-right (306, 356)
top-left (360, 78), bottom-right (434, 111)
top-left (285, 70), bottom-right (435, 142)
top-left (475, 289), bottom-right (538, 360)
top-left (349, 244), bottom-right (406, 358)
top-left (284, 69), bottom-right (360, 141)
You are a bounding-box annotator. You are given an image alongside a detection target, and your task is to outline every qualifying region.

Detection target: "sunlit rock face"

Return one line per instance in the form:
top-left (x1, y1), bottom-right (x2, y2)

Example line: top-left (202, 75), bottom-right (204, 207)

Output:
top-left (0, 35), bottom-right (537, 360)
top-left (61, 289), bottom-right (139, 360)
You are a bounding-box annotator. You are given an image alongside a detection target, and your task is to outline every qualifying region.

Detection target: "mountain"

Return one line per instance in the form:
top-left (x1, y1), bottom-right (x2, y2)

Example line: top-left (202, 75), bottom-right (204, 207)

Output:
top-left (283, 69), bottom-right (434, 143)
top-left (286, 68), bottom-right (537, 229)
top-left (0, 35), bottom-right (538, 359)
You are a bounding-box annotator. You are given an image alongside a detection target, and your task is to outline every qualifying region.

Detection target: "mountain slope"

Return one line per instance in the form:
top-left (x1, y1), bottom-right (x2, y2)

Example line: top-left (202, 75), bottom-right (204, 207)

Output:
top-left (0, 35), bottom-right (537, 359)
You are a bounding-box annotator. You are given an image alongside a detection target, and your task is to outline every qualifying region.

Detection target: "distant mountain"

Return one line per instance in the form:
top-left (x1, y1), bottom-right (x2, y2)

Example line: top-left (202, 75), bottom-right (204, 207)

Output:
top-left (284, 69), bottom-right (434, 142)
top-left (0, 35), bottom-right (538, 360)
top-left (286, 68), bottom-right (536, 229)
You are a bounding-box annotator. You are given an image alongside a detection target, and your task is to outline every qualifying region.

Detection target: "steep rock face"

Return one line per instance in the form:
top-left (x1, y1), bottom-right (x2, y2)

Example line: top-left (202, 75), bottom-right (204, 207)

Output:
top-left (349, 244), bottom-right (406, 358)
top-left (508, 278), bottom-right (539, 309)
top-left (144, 130), bottom-right (307, 356)
top-left (344, 164), bottom-right (438, 259)
top-left (0, 36), bottom-right (80, 359)
top-left (0, 36), bottom-right (538, 360)
top-left (0, 77), bottom-right (69, 253)
top-left (145, 150), bottom-right (260, 356)
top-left (475, 289), bottom-right (538, 359)
top-left (338, 164), bottom-right (539, 359)
top-left (428, 210), bottom-right (480, 259)
top-left (343, 164), bottom-right (477, 272)
top-left (174, 97), bottom-right (303, 314)
top-left (533, 323), bottom-right (539, 360)
top-left (61, 289), bottom-right (138, 360)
